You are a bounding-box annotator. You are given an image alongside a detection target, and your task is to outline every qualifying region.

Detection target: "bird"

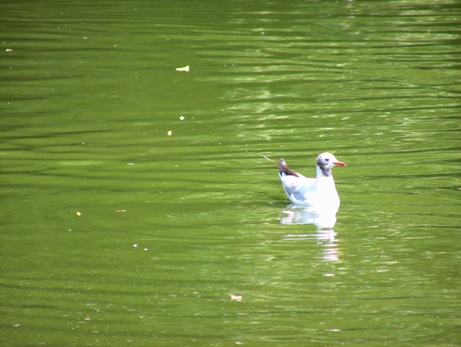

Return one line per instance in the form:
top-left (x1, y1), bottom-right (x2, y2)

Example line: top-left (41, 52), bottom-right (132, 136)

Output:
top-left (262, 152), bottom-right (346, 212)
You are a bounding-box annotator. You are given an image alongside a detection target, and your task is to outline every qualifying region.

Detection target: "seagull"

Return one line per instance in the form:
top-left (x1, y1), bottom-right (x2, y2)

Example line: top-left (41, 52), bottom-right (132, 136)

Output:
top-left (262, 152), bottom-right (346, 212)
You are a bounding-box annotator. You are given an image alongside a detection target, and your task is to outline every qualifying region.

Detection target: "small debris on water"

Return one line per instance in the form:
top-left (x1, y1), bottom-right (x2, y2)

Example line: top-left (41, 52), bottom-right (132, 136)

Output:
top-left (167, 130), bottom-right (172, 136)
top-left (176, 65), bottom-right (190, 72)
top-left (230, 294), bottom-right (242, 301)
top-left (76, 211), bottom-right (82, 216)
top-left (133, 243), bottom-right (138, 247)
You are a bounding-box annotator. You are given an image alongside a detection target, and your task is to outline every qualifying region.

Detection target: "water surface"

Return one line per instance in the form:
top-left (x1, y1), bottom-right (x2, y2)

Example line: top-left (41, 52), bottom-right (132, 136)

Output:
top-left (1, 0), bottom-right (460, 346)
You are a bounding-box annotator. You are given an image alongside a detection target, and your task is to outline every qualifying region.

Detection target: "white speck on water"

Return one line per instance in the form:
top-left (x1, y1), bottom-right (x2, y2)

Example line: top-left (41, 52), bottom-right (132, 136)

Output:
top-left (230, 294), bottom-right (243, 301)
top-left (325, 328), bottom-right (341, 332)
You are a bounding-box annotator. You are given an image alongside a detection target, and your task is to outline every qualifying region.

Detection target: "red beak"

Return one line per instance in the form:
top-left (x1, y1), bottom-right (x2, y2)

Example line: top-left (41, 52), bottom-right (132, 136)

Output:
top-left (334, 161), bottom-right (346, 167)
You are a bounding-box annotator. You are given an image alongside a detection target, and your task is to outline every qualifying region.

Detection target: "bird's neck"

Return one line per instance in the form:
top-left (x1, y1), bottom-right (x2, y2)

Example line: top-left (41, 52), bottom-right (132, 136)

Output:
top-left (316, 165), bottom-right (333, 179)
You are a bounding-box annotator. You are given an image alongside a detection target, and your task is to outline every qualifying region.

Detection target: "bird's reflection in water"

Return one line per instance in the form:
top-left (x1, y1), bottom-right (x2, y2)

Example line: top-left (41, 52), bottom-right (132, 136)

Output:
top-left (281, 203), bottom-right (340, 262)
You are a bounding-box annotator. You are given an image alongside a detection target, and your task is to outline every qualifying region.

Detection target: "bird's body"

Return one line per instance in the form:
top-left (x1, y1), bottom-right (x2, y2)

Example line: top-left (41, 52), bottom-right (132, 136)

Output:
top-left (264, 152), bottom-right (346, 212)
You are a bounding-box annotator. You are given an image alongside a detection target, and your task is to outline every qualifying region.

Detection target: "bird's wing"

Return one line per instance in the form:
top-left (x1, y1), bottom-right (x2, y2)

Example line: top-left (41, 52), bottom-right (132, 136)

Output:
top-left (280, 174), bottom-right (316, 202)
top-left (278, 159), bottom-right (317, 204)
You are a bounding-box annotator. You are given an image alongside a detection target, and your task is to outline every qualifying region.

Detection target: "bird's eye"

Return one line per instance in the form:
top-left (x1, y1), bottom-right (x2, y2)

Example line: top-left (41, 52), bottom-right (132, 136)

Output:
top-left (325, 158), bottom-right (329, 162)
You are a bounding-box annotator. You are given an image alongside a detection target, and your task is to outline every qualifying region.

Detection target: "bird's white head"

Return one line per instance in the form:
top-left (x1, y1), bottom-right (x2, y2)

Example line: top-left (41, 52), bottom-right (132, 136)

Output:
top-left (316, 152), bottom-right (346, 177)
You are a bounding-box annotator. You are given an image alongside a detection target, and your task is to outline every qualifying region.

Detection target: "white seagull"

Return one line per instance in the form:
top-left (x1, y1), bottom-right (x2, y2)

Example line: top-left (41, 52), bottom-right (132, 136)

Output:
top-left (263, 152), bottom-right (346, 212)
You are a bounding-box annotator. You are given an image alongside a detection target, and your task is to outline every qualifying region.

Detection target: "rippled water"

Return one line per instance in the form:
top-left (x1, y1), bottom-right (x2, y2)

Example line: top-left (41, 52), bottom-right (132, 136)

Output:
top-left (1, 0), bottom-right (460, 346)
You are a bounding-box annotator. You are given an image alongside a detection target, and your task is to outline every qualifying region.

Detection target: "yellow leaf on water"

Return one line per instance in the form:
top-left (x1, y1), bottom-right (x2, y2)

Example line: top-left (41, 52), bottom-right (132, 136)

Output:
top-left (176, 65), bottom-right (190, 72)
top-left (230, 294), bottom-right (242, 301)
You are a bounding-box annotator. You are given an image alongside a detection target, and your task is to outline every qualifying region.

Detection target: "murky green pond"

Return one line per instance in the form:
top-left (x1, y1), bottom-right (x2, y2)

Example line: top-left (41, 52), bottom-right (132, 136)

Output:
top-left (1, 0), bottom-right (460, 346)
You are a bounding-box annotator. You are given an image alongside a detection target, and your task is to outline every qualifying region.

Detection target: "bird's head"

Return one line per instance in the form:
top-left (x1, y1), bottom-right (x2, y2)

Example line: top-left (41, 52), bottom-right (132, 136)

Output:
top-left (316, 152), bottom-right (346, 176)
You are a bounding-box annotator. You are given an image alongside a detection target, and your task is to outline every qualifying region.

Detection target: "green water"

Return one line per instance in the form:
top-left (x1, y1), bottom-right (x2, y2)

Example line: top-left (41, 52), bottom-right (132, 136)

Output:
top-left (1, 0), bottom-right (460, 346)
